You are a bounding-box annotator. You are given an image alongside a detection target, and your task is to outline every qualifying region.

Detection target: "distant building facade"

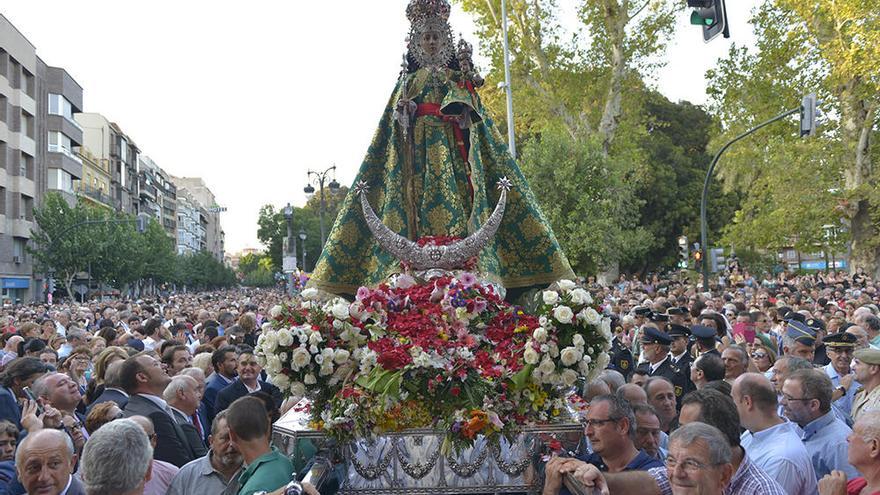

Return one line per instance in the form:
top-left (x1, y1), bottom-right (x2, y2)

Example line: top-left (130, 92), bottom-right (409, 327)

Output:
top-left (138, 155), bottom-right (177, 242)
top-left (171, 176), bottom-right (224, 261)
top-left (75, 112), bottom-right (140, 215)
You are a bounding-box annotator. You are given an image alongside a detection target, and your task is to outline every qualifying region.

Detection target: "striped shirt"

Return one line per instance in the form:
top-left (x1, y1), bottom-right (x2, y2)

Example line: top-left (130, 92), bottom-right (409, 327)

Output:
top-left (648, 450), bottom-right (786, 495)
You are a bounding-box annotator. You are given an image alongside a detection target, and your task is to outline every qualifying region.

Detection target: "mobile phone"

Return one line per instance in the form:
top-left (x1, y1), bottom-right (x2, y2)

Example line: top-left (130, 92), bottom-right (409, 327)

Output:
top-left (22, 387), bottom-right (44, 415)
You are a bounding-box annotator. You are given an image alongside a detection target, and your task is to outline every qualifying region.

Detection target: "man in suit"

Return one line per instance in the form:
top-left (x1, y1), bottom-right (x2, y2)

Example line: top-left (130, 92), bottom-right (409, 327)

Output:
top-left (164, 375), bottom-right (208, 458)
top-left (120, 353), bottom-right (196, 467)
top-left (636, 326), bottom-right (689, 409)
top-left (15, 429), bottom-right (86, 495)
top-left (180, 367), bottom-right (210, 444)
top-left (214, 347), bottom-right (282, 418)
top-left (85, 360), bottom-right (128, 416)
top-left (30, 372), bottom-right (87, 447)
top-left (203, 345), bottom-right (238, 426)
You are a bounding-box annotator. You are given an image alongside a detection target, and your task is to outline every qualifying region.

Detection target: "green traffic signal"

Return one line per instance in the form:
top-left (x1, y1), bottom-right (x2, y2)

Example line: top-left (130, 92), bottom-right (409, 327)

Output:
top-left (690, 10), bottom-right (715, 26)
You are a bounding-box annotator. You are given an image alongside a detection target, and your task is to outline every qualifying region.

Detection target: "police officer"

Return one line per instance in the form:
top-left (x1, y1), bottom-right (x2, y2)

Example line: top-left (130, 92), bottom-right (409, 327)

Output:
top-left (637, 327), bottom-right (689, 408)
top-left (630, 306), bottom-right (652, 362)
top-left (691, 325), bottom-right (720, 357)
top-left (607, 317), bottom-right (634, 381)
top-left (807, 317), bottom-right (830, 366)
top-left (666, 307), bottom-right (689, 327)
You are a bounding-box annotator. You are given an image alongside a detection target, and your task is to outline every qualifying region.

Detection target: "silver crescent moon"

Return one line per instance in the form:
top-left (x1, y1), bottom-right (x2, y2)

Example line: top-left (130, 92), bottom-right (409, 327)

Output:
top-left (358, 180), bottom-right (510, 271)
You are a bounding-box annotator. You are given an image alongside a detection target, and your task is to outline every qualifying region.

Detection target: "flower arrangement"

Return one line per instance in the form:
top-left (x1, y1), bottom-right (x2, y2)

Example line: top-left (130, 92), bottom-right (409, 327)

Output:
top-left (258, 274), bottom-right (610, 451)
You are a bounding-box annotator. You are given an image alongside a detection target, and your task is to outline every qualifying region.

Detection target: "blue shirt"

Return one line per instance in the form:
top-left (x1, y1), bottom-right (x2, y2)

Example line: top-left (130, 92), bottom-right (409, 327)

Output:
top-left (741, 420), bottom-right (818, 495)
top-left (824, 363), bottom-right (859, 422)
top-left (798, 411), bottom-right (859, 480)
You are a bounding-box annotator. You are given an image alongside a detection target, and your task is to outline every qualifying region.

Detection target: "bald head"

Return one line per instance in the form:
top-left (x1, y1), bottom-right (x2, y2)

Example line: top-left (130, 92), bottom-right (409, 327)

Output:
top-left (617, 383), bottom-right (648, 405)
top-left (15, 428), bottom-right (74, 465)
top-left (15, 429), bottom-right (76, 495)
top-left (128, 415), bottom-right (155, 437)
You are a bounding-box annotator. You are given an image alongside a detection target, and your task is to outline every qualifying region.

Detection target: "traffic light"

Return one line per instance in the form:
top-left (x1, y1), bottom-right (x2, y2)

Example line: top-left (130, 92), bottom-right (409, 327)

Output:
top-left (135, 214), bottom-right (149, 233)
top-left (709, 248), bottom-right (725, 273)
top-left (678, 236), bottom-right (689, 269)
top-left (801, 93), bottom-right (817, 137)
top-left (688, 0), bottom-right (729, 42)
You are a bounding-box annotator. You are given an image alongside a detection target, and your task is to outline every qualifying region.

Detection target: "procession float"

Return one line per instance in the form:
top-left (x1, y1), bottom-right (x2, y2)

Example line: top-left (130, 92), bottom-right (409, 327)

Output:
top-left (261, 1), bottom-right (611, 493)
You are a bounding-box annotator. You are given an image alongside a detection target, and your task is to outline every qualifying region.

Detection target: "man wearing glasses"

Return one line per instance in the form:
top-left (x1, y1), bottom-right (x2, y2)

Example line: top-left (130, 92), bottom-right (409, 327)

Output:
top-left (542, 395), bottom-right (663, 495)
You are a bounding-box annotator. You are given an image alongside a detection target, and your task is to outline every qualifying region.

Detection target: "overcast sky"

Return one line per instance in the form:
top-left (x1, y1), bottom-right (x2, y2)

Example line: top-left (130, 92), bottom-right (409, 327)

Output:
top-left (4, 0), bottom-right (758, 253)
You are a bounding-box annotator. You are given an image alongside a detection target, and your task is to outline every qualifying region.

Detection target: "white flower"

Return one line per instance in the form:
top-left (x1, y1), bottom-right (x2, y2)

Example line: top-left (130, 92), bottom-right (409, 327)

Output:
top-left (276, 328), bottom-right (294, 347)
top-left (269, 305), bottom-right (283, 318)
top-left (290, 381), bottom-right (306, 397)
top-left (291, 348), bottom-right (311, 371)
top-left (560, 347), bottom-right (580, 367)
top-left (570, 288), bottom-right (592, 306)
top-left (309, 332), bottom-right (323, 346)
top-left (553, 306), bottom-right (574, 324)
top-left (413, 352), bottom-right (432, 368)
top-left (320, 361), bottom-right (334, 376)
top-left (331, 303), bottom-right (350, 321)
top-left (533, 327), bottom-right (548, 343)
top-left (332, 319), bottom-right (344, 330)
top-left (557, 280), bottom-right (576, 291)
top-left (581, 307), bottom-right (601, 326)
top-left (573, 334), bottom-right (585, 347)
top-left (538, 356), bottom-right (556, 374)
top-left (304, 373), bottom-right (317, 385)
top-left (542, 290), bottom-right (560, 305)
top-left (314, 354), bottom-right (324, 365)
top-left (524, 346), bottom-right (540, 365)
top-left (600, 318), bottom-right (613, 339)
top-left (279, 352), bottom-right (288, 362)
top-left (265, 356), bottom-right (282, 374)
top-left (309, 345), bottom-right (319, 355)
top-left (333, 349), bottom-right (351, 364)
top-left (259, 332), bottom-right (278, 353)
top-left (547, 342), bottom-right (560, 358)
top-left (301, 288), bottom-right (319, 300)
top-left (540, 344), bottom-right (549, 353)
top-left (561, 369), bottom-right (579, 387)
top-left (274, 373), bottom-right (290, 389)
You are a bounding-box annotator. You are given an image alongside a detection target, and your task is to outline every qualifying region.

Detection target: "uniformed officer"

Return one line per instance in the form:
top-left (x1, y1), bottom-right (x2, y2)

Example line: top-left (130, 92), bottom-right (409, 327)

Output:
top-left (852, 348), bottom-right (880, 422)
top-left (636, 327), bottom-right (688, 409)
top-left (667, 323), bottom-right (696, 397)
top-left (783, 320), bottom-right (818, 362)
top-left (691, 325), bottom-right (720, 357)
top-left (607, 317), bottom-right (634, 381)
top-left (823, 331), bottom-right (860, 421)
top-left (631, 306), bottom-right (652, 361)
top-left (666, 307), bottom-right (689, 326)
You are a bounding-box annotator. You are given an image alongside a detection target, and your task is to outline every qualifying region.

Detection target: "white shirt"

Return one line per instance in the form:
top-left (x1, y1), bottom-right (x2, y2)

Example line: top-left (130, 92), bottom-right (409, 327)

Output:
top-left (243, 381), bottom-right (262, 394)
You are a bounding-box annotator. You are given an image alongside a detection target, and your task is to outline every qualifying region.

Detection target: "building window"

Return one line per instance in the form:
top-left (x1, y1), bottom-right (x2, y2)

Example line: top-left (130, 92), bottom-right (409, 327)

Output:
top-left (21, 195), bottom-right (33, 221)
top-left (48, 94), bottom-right (76, 121)
top-left (21, 111), bottom-right (34, 139)
top-left (0, 94), bottom-right (6, 124)
top-left (19, 153), bottom-right (33, 180)
top-left (0, 141), bottom-right (6, 172)
top-left (21, 69), bottom-right (34, 98)
top-left (0, 186), bottom-right (5, 215)
top-left (48, 131), bottom-right (74, 153)
top-left (49, 169), bottom-right (74, 194)
top-left (13, 237), bottom-right (26, 261)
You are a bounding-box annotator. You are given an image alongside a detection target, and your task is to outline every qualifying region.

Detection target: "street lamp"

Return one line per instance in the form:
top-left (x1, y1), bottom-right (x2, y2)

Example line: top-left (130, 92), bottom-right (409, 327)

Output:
top-left (304, 165), bottom-right (340, 245)
top-left (282, 203), bottom-right (297, 296)
top-left (298, 227), bottom-right (307, 271)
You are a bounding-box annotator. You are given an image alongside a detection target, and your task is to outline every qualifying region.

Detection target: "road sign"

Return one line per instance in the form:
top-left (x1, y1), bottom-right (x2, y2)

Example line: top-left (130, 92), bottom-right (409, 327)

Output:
top-left (208, 206), bottom-right (227, 213)
top-left (282, 256), bottom-right (298, 274)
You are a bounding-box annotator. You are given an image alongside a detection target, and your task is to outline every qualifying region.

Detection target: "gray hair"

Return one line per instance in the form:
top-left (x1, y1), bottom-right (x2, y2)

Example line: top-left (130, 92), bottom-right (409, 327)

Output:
top-left (789, 369), bottom-right (833, 413)
top-left (591, 394), bottom-right (636, 438)
top-left (180, 367), bottom-right (205, 381)
top-left (163, 375), bottom-right (197, 402)
top-left (669, 422), bottom-right (732, 466)
top-left (29, 372), bottom-right (59, 399)
top-left (211, 409), bottom-right (229, 436)
top-left (81, 419), bottom-right (152, 495)
top-left (599, 369), bottom-right (626, 393)
top-left (103, 361), bottom-right (124, 389)
top-left (724, 345), bottom-right (749, 363)
top-left (783, 356), bottom-right (814, 373)
top-left (857, 410), bottom-right (880, 442)
top-left (15, 429), bottom-right (74, 466)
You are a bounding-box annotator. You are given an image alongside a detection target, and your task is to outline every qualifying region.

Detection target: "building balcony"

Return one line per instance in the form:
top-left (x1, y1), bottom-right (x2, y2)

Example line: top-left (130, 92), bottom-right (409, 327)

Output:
top-left (76, 184), bottom-right (114, 208)
top-left (11, 218), bottom-right (32, 238)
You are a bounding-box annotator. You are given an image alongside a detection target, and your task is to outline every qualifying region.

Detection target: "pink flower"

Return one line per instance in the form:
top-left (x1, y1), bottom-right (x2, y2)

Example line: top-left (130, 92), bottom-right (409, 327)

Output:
top-left (356, 287), bottom-right (371, 301)
top-left (458, 272), bottom-right (477, 288)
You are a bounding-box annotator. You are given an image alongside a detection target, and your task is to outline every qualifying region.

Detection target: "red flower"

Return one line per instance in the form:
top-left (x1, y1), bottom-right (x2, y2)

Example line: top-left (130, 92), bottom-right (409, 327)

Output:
top-left (450, 386), bottom-right (461, 397)
top-left (377, 348), bottom-right (413, 370)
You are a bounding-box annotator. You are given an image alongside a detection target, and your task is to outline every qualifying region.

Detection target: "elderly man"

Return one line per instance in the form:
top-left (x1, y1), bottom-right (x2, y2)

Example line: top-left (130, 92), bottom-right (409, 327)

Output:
top-left (822, 332), bottom-right (860, 421)
top-left (129, 415), bottom-right (180, 495)
top-left (721, 345), bottom-right (749, 384)
top-left (180, 367), bottom-right (210, 444)
top-left (616, 383), bottom-right (648, 405)
top-left (543, 395), bottom-right (663, 495)
top-left (164, 375), bottom-right (208, 458)
top-left (665, 423), bottom-right (733, 495)
top-left (733, 373), bottom-right (818, 495)
top-left (15, 429), bottom-right (85, 495)
top-left (690, 353), bottom-right (725, 390)
top-left (852, 348), bottom-right (880, 422)
top-left (167, 410), bottom-right (242, 495)
top-left (632, 403), bottom-right (663, 460)
top-left (31, 372), bottom-right (87, 448)
top-left (80, 419), bottom-right (152, 495)
top-left (782, 369), bottom-right (858, 480)
top-left (818, 410), bottom-right (880, 495)
top-left (645, 377), bottom-right (678, 433)
top-left (121, 354), bottom-right (196, 467)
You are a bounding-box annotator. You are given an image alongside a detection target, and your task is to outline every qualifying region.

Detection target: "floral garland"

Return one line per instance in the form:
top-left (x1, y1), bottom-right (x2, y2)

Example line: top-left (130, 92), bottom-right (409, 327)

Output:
top-left (257, 274), bottom-right (610, 451)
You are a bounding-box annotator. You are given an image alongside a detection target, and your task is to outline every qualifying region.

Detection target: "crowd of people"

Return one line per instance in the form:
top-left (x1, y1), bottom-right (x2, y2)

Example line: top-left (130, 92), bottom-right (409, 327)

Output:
top-left (0, 269), bottom-right (876, 495)
top-left (543, 269), bottom-right (880, 495)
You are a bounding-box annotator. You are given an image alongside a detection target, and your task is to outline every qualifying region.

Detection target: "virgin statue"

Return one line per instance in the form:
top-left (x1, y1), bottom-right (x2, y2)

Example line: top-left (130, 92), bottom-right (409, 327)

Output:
top-left (309, 0), bottom-right (574, 296)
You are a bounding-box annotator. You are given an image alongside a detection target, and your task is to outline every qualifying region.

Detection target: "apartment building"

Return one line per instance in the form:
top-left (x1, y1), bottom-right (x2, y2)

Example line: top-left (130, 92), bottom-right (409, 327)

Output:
top-left (175, 189), bottom-right (202, 256)
top-left (41, 64), bottom-right (83, 206)
top-left (171, 176), bottom-right (224, 261)
top-left (75, 112), bottom-right (140, 215)
top-left (138, 155), bottom-right (177, 241)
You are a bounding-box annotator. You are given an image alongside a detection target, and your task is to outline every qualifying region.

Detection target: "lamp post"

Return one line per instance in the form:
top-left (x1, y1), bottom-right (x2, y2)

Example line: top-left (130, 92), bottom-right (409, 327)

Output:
top-left (304, 165), bottom-right (340, 246)
top-left (282, 203), bottom-right (297, 296)
top-left (298, 227), bottom-right (308, 272)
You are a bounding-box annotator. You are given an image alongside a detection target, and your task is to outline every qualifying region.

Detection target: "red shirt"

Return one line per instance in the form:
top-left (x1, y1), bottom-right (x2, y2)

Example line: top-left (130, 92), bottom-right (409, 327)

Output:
top-left (848, 478), bottom-right (880, 495)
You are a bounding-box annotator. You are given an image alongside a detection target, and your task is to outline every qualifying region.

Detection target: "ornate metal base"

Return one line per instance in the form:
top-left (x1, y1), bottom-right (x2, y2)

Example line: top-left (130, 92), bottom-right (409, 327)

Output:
top-left (272, 404), bottom-right (584, 494)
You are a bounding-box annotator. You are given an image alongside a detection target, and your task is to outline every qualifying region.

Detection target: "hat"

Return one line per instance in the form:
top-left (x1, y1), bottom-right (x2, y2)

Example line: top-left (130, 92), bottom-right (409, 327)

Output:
top-left (854, 348), bottom-right (880, 366)
top-left (823, 332), bottom-right (857, 348)
top-left (805, 317), bottom-right (826, 332)
top-left (666, 323), bottom-right (691, 338)
top-left (641, 326), bottom-right (673, 345)
top-left (786, 320), bottom-right (817, 347)
top-left (633, 306), bottom-right (651, 317)
top-left (691, 325), bottom-right (717, 340)
top-left (786, 312), bottom-right (807, 324)
top-left (127, 339), bottom-right (145, 352)
top-left (839, 322), bottom-right (857, 332)
top-left (667, 307), bottom-right (689, 316)
top-left (649, 312), bottom-right (669, 323)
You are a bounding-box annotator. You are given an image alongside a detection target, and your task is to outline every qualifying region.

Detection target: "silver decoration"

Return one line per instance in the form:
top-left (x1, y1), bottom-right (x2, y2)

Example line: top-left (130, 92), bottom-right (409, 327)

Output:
top-left (445, 446), bottom-right (488, 478)
top-left (357, 179), bottom-right (511, 271)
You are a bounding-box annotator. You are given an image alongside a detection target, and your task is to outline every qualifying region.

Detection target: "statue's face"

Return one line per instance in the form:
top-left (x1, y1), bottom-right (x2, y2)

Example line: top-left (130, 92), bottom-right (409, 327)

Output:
top-left (420, 30), bottom-right (442, 58)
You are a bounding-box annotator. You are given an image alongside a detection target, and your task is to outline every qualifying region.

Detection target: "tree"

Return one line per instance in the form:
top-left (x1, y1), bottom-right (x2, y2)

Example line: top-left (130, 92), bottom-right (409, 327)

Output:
top-left (706, 0), bottom-right (879, 275)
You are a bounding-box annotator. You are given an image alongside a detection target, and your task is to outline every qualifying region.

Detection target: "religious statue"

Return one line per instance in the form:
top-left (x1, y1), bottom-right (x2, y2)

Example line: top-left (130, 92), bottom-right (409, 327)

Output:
top-left (308, 0), bottom-right (574, 296)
